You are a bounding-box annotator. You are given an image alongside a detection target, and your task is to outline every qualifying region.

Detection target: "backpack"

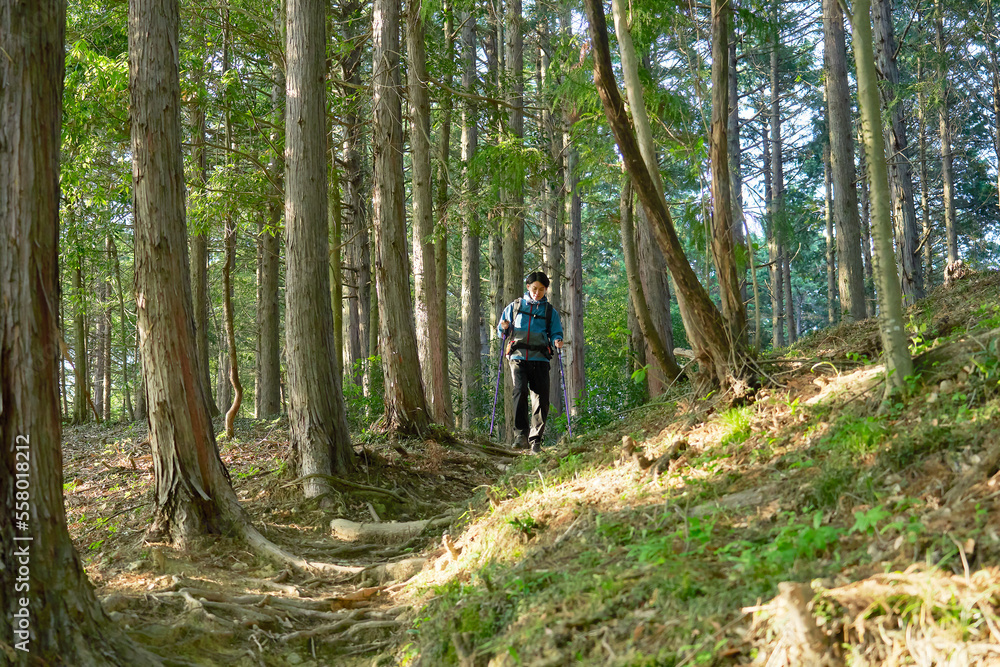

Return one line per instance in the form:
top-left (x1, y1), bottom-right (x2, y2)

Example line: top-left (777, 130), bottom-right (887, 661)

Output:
top-left (507, 298), bottom-right (554, 359)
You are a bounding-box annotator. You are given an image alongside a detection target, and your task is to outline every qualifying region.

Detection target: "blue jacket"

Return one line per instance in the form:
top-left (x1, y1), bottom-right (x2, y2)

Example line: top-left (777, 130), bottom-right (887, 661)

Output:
top-left (497, 294), bottom-right (564, 362)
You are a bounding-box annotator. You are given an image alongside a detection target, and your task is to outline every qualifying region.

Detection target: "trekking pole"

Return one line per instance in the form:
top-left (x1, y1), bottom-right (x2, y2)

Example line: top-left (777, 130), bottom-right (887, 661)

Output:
top-left (489, 328), bottom-right (508, 438)
top-left (557, 346), bottom-right (572, 438)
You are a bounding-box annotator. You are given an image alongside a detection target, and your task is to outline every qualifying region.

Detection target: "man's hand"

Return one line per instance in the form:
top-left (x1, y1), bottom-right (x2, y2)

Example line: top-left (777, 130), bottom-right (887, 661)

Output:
top-left (500, 319), bottom-right (510, 331)
top-left (555, 339), bottom-right (563, 349)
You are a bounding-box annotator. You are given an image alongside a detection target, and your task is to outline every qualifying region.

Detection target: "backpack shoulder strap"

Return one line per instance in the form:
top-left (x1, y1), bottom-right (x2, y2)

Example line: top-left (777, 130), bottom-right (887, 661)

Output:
top-left (545, 303), bottom-right (553, 335)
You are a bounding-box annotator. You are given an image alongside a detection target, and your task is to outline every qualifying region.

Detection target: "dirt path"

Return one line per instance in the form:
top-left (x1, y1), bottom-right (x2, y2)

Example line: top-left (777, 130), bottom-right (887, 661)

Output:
top-left (63, 418), bottom-right (515, 665)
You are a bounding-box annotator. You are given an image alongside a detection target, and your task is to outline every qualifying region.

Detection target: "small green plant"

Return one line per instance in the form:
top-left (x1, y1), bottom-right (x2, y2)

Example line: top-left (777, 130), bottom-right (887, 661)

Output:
top-left (718, 405), bottom-right (753, 447)
top-left (507, 514), bottom-right (542, 538)
top-left (849, 505), bottom-right (891, 535)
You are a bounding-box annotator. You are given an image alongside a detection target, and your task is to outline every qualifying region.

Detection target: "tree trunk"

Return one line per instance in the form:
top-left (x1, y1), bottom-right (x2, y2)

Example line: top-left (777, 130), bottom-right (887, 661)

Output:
top-left (1, 3), bottom-right (158, 659)
top-left (872, 0), bottom-right (923, 306)
top-left (501, 0), bottom-right (525, 440)
top-left (609, 0), bottom-right (684, 386)
top-left (728, 19), bottom-right (748, 304)
top-left (133, 328), bottom-right (147, 421)
top-left (620, 177), bottom-right (682, 381)
top-left (94, 278), bottom-right (107, 420)
top-left (824, 139), bottom-right (837, 325)
top-left (435, 0), bottom-right (455, 427)
top-left (130, 0), bottom-right (255, 546)
top-left (102, 270), bottom-right (112, 419)
top-left (768, 16), bottom-right (785, 349)
top-left (73, 259), bottom-right (90, 424)
top-left (858, 131), bottom-right (875, 317)
top-left (217, 341), bottom-right (231, 416)
top-left (585, 0), bottom-right (735, 387)
top-left (784, 252), bottom-right (796, 343)
top-left (257, 0), bottom-right (284, 419)
top-left (338, 0), bottom-right (366, 387)
top-left (190, 31), bottom-right (218, 420)
top-left (329, 156), bottom-right (345, 384)
top-left (563, 121), bottom-right (585, 415)
top-left (989, 2), bottom-right (1000, 219)
top-left (222, 216), bottom-right (242, 438)
top-left (460, 9), bottom-right (482, 431)
top-left (221, 15), bottom-right (242, 439)
top-left (917, 55), bottom-right (934, 287)
top-left (285, 0), bottom-right (354, 494)
top-left (373, 0), bottom-right (430, 434)
top-left (824, 0), bottom-right (868, 322)
top-left (763, 124), bottom-right (782, 348)
top-left (408, 0), bottom-right (448, 426)
top-left (541, 16), bottom-right (565, 414)
top-left (110, 234), bottom-right (134, 421)
top-left (935, 0), bottom-right (958, 268)
top-left (849, 0), bottom-right (913, 391)
top-left (709, 0), bottom-right (748, 347)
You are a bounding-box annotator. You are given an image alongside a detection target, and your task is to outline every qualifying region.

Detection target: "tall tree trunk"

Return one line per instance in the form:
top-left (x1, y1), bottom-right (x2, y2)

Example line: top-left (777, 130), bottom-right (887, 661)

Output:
top-left (872, 0), bottom-right (923, 305)
top-left (501, 0), bottom-right (525, 440)
top-left (222, 12), bottom-right (242, 439)
top-left (727, 17), bottom-right (748, 304)
top-left (990, 2), bottom-right (1000, 218)
top-left (102, 268), bottom-right (112, 419)
top-left (563, 127), bottom-right (585, 414)
top-left (329, 157), bottom-right (344, 383)
top-left (917, 55), bottom-right (934, 286)
top-left (585, 0), bottom-right (736, 387)
top-left (217, 340), bottom-right (231, 416)
top-left (769, 17), bottom-right (785, 348)
top-left (784, 252), bottom-right (795, 343)
top-left (541, 15), bottom-right (565, 413)
top-left (460, 9), bottom-right (482, 431)
top-left (94, 278), bottom-right (107, 420)
top-left (848, 0), bottom-right (913, 391)
top-left (130, 0), bottom-right (256, 545)
top-left (285, 0), bottom-right (354, 495)
top-left (190, 23), bottom-right (218, 420)
top-left (620, 177), bottom-right (682, 380)
top-left (824, 139), bottom-right (837, 325)
top-left (408, 0), bottom-right (448, 425)
top-left (110, 234), bottom-right (134, 421)
top-left (1, 3), bottom-right (159, 659)
top-left (763, 124), bottom-right (781, 348)
top-left (989, 2), bottom-right (1000, 218)
top-left (610, 0), bottom-right (683, 386)
top-left (133, 328), bottom-right (146, 421)
top-left (824, 0), bottom-right (868, 322)
top-left (374, 0), bottom-right (430, 434)
top-left (435, 0), bottom-right (455, 427)
top-left (257, 0), bottom-right (283, 419)
top-left (339, 0), bottom-right (366, 387)
top-left (935, 0), bottom-right (958, 268)
top-left (858, 130), bottom-right (875, 316)
top-left (709, 0), bottom-right (748, 347)
top-left (72, 258), bottom-right (90, 424)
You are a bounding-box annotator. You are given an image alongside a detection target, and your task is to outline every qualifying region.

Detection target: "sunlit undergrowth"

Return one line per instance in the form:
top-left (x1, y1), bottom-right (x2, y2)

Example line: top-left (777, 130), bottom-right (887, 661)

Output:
top-left (393, 275), bottom-right (1000, 666)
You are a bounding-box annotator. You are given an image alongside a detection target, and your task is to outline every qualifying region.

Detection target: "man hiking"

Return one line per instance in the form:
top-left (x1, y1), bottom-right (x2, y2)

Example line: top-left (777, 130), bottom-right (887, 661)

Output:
top-left (497, 271), bottom-right (564, 453)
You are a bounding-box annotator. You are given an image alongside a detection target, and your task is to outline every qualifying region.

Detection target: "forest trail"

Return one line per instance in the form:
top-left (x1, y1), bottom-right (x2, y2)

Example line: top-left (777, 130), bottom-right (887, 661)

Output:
top-left (68, 271), bottom-right (1000, 666)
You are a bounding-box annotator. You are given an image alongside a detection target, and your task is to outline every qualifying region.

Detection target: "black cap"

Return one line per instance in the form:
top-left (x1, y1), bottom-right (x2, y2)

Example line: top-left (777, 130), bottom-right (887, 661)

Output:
top-left (525, 271), bottom-right (550, 288)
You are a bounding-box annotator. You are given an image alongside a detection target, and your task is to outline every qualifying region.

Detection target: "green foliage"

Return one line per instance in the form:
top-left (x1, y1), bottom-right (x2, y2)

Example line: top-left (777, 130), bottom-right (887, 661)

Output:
top-left (718, 406), bottom-right (754, 447)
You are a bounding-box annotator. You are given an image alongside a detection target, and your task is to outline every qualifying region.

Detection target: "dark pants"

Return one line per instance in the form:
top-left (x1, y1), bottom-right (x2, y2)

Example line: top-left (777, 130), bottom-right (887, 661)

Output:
top-left (509, 359), bottom-right (550, 447)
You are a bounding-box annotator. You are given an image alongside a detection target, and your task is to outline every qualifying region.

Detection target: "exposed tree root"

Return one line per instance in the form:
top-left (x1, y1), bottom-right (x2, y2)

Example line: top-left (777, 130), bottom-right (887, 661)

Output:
top-left (280, 473), bottom-right (408, 503)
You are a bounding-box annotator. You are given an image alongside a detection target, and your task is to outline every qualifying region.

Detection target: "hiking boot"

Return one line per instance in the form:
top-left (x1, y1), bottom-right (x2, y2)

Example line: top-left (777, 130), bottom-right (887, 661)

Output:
top-left (513, 438), bottom-right (529, 450)
top-left (530, 441), bottom-right (543, 454)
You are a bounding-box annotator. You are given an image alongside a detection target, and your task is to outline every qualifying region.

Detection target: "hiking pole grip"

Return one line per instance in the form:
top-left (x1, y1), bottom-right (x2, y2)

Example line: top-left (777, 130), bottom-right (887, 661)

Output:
top-left (557, 346), bottom-right (572, 438)
top-left (489, 328), bottom-right (508, 437)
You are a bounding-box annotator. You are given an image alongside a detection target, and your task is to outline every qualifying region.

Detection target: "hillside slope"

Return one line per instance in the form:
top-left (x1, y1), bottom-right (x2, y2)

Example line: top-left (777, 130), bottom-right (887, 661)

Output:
top-left (393, 271), bottom-right (1000, 666)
